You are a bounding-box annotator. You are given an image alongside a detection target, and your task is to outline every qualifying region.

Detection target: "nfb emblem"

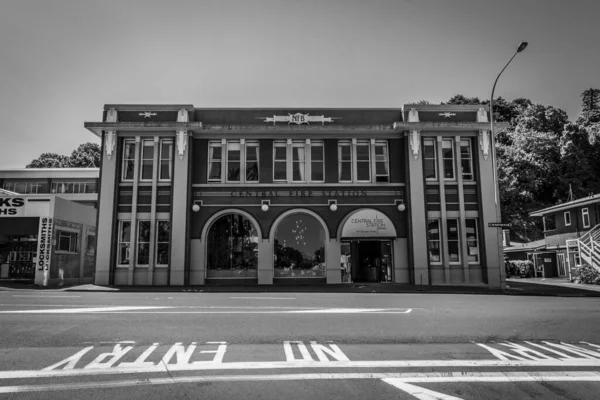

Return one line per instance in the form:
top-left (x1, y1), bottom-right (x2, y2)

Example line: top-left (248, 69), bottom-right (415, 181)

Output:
top-left (290, 113), bottom-right (308, 125)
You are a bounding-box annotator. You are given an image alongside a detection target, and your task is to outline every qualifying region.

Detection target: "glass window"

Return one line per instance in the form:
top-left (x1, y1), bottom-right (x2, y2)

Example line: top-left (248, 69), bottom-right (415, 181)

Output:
top-left (466, 219), bottom-right (479, 263)
top-left (460, 139), bottom-right (474, 181)
top-left (423, 139), bottom-right (437, 180)
top-left (137, 221), bottom-right (151, 265)
top-left (117, 221), bottom-right (131, 266)
top-left (582, 208), bottom-right (590, 228)
top-left (442, 139), bottom-right (455, 180)
top-left (227, 141), bottom-right (241, 182)
top-left (292, 142), bottom-right (306, 182)
top-left (273, 141), bottom-right (287, 181)
top-left (206, 214), bottom-right (258, 278)
top-left (208, 142), bottom-right (222, 182)
top-left (156, 221), bottom-right (170, 266)
top-left (310, 141), bottom-right (324, 182)
top-left (338, 141), bottom-right (352, 182)
top-left (545, 214), bottom-right (556, 231)
top-left (274, 214), bottom-right (326, 277)
top-left (159, 139), bottom-right (173, 181)
top-left (375, 141), bottom-right (390, 182)
top-left (140, 140), bottom-right (154, 181)
top-left (427, 219), bottom-right (441, 263)
top-left (245, 141), bottom-right (259, 182)
top-left (56, 231), bottom-right (77, 253)
top-left (122, 140), bottom-right (136, 181)
top-left (564, 212), bottom-right (571, 226)
top-left (356, 141), bottom-right (371, 181)
top-left (447, 218), bottom-right (460, 262)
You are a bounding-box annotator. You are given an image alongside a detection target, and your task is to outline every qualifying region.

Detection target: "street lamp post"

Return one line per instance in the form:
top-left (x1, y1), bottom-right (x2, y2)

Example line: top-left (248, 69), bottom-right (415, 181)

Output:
top-left (490, 41), bottom-right (528, 287)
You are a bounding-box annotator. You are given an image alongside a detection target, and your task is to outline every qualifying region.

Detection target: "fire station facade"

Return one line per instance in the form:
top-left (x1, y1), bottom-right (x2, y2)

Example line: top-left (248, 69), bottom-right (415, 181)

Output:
top-left (85, 104), bottom-right (505, 287)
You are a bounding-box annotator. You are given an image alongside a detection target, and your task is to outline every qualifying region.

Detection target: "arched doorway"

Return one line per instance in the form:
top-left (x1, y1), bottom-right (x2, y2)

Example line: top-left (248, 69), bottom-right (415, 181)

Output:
top-left (206, 213), bottom-right (259, 279)
top-left (273, 213), bottom-right (326, 278)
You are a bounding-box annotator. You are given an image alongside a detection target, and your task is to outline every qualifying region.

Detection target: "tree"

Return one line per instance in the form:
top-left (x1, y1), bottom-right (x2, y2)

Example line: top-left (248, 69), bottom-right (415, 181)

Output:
top-left (26, 142), bottom-right (100, 168)
top-left (26, 153), bottom-right (70, 168)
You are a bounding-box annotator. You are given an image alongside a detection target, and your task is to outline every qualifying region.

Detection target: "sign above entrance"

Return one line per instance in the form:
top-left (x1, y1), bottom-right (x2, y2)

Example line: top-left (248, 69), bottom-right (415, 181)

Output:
top-left (261, 113), bottom-right (337, 125)
top-left (341, 209), bottom-right (397, 238)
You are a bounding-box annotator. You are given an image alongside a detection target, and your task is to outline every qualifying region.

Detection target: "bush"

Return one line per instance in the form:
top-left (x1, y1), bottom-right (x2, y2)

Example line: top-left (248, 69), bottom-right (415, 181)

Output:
top-left (506, 259), bottom-right (534, 278)
top-left (571, 265), bottom-right (600, 285)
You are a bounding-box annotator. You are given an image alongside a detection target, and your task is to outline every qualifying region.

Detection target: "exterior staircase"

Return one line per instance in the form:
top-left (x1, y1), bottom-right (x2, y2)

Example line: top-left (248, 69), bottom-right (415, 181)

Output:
top-left (567, 224), bottom-right (600, 273)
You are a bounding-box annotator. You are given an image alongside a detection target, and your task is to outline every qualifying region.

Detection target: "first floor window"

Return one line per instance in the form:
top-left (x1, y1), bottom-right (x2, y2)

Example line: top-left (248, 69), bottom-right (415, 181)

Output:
top-left (156, 220), bottom-right (170, 265)
top-left (356, 140), bottom-right (371, 181)
top-left (375, 141), bottom-right (390, 182)
top-left (310, 141), bottom-right (324, 181)
top-left (122, 140), bottom-right (136, 181)
top-left (545, 214), bottom-right (556, 231)
top-left (137, 221), bottom-right (151, 265)
top-left (140, 140), bottom-right (154, 181)
top-left (442, 139), bottom-right (455, 180)
top-left (117, 221), bottom-right (131, 265)
top-left (292, 141), bottom-right (306, 182)
top-left (423, 139), bottom-right (437, 180)
top-left (227, 141), bottom-right (241, 182)
top-left (208, 142), bottom-right (223, 181)
top-left (460, 139), bottom-right (474, 181)
top-left (447, 218), bottom-right (460, 262)
top-left (245, 141), bottom-right (259, 182)
top-left (338, 141), bottom-right (352, 182)
top-left (427, 219), bottom-right (441, 263)
top-left (159, 139), bottom-right (173, 181)
top-left (465, 218), bottom-right (479, 263)
top-left (582, 208), bottom-right (590, 228)
top-left (273, 141), bottom-right (288, 181)
top-left (56, 231), bottom-right (78, 253)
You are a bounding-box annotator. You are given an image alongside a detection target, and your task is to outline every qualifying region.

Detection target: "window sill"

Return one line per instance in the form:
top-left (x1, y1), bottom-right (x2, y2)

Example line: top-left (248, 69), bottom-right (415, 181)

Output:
top-left (55, 251), bottom-right (78, 255)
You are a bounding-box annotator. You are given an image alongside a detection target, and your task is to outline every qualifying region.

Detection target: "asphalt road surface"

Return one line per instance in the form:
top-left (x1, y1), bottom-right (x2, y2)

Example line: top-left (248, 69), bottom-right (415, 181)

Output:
top-left (1, 290), bottom-right (600, 399)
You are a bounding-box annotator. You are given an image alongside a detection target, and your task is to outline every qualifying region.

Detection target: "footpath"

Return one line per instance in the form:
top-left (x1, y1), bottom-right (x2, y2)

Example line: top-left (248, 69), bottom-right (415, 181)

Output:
top-left (1, 277), bottom-right (599, 297)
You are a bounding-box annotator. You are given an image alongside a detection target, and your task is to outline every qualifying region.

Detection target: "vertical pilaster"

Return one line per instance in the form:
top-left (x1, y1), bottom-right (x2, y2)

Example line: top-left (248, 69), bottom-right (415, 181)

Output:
top-left (257, 238), bottom-right (273, 284)
top-left (407, 130), bottom-right (429, 285)
top-left (169, 109), bottom-right (190, 286)
top-left (326, 238), bottom-right (341, 284)
top-left (436, 136), bottom-right (449, 284)
top-left (455, 136), bottom-right (469, 284)
top-left (148, 137), bottom-right (159, 285)
top-left (128, 137), bottom-right (141, 286)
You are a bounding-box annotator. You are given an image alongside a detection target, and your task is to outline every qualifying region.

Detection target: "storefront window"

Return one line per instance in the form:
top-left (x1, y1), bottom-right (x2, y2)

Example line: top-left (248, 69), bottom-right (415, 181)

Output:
top-left (117, 221), bottom-right (131, 266)
top-left (466, 218), bottom-right (479, 263)
top-left (274, 214), bottom-right (326, 278)
top-left (156, 220), bottom-right (170, 266)
top-left (206, 214), bottom-right (258, 278)
top-left (447, 218), bottom-right (460, 262)
top-left (137, 221), bottom-right (150, 265)
top-left (427, 219), bottom-right (441, 263)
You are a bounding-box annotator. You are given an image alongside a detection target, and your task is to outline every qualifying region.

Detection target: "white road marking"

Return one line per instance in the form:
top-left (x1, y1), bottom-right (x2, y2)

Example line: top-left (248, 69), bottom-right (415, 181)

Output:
top-left (0, 307), bottom-right (412, 314)
top-left (230, 297), bottom-right (296, 300)
top-left (383, 380), bottom-right (465, 400)
top-left (2, 371), bottom-right (600, 394)
top-left (11, 295), bottom-right (81, 298)
top-left (3, 359), bottom-right (600, 380)
top-left (0, 306), bottom-right (172, 313)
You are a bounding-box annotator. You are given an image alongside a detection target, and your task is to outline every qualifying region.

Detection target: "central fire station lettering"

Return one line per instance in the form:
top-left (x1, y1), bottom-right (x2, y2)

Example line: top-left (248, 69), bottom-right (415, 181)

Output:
top-left (230, 190), bottom-right (368, 197)
top-left (0, 197), bottom-right (25, 215)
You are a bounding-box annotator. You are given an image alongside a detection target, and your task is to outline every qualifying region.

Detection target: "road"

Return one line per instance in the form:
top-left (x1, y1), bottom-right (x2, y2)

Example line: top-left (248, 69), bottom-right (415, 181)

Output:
top-left (1, 289), bottom-right (600, 399)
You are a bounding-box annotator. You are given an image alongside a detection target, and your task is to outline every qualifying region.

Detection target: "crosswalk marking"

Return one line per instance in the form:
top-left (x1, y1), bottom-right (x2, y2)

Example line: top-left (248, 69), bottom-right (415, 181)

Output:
top-left (383, 380), bottom-right (465, 400)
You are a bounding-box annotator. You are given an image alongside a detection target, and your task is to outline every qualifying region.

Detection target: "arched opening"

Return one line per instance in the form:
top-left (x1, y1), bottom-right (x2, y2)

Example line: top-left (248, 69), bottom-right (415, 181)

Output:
top-left (206, 213), bottom-right (258, 278)
top-left (274, 213), bottom-right (326, 278)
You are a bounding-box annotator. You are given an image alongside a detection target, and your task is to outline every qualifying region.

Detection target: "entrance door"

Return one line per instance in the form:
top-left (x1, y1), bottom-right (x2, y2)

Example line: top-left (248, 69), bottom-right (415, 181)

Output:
top-left (557, 253), bottom-right (567, 277)
top-left (342, 240), bottom-right (392, 283)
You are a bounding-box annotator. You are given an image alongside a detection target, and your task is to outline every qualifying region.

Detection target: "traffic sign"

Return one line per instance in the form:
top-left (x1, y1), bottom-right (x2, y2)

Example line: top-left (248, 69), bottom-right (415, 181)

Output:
top-left (488, 223), bottom-right (511, 228)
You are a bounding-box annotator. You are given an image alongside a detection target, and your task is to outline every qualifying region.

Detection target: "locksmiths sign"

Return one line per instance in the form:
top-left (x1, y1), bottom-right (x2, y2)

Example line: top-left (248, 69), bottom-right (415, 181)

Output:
top-left (0, 197), bottom-right (25, 216)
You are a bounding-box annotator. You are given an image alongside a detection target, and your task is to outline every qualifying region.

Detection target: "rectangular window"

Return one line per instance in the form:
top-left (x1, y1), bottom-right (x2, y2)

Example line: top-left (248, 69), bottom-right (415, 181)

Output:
top-left (460, 139), bottom-right (474, 181)
top-left (310, 141), bottom-right (324, 182)
top-left (465, 219), bottom-right (479, 263)
top-left (442, 139), bottom-right (455, 180)
top-left (582, 208), bottom-right (590, 228)
top-left (427, 219), bottom-right (442, 263)
top-left (292, 141), bottom-right (306, 182)
top-left (356, 141), bottom-right (371, 182)
top-left (137, 220), bottom-right (151, 265)
top-left (545, 214), bottom-right (556, 231)
top-left (447, 218), bottom-right (460, 262)
top-left (245, 141), bottom-right (259, 182)
top-left (423, 139), bottom-right (437, 180)
top-left (375, 141), bottom-right (390, 182)
top-left (56, 231), bottom-right (77, 253)
top-left (208, 142), bottom-right (222, 182)
top-left (117, 221), bottom-right (131, 266)
top-left (564, 211), bottom-right (571, 226)
top-left (140, 140), bottom-right (154, 181)
top-left (159, 139), bottom-right (173, 181)
top-left (3, 181), bottom-right (48, 193)
top-left (338, 141), bottom-right (352, 182)
top-left (226, 141), bottom-right (241, 182)
top-left (273, 141), bottom-right (288, 181)
top-left (122, 140), bottom-right (136, 181)
top-left (156, 220), bottom-right (170, 266)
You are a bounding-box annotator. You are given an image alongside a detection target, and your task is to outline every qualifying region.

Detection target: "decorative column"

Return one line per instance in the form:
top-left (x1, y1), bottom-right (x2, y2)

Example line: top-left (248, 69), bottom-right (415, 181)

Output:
top-left (169, 109), bottom-right (191, 286)
top-left (405, 108), bottom-right (429, 285)
top-left (95, 108), bottom-right (118, 286)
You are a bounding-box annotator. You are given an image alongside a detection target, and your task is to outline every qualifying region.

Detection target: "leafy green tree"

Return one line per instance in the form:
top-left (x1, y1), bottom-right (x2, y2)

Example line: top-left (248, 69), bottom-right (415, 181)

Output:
top-left (26, 153), bottom-right (70, 168)
top-left (68, 142), bottom-right (101, 168)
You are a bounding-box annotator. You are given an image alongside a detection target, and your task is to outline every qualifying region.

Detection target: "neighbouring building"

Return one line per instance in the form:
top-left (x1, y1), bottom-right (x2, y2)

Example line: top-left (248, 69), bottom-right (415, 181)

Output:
top-left (84, 104), bottom-right (507, 287)
top-left (0, 168), bottom-right (99, 285)
top-left (527, 194), bottom-right (600, 279)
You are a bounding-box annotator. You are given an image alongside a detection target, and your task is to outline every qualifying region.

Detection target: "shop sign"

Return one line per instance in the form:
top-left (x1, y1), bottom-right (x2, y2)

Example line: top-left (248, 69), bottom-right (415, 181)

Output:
top-left (341, 209), bottom-right (397, 238)
top-left (36, 217), bottom-right (53, 272)
top-left (0, 197), bottom-right (25, 216)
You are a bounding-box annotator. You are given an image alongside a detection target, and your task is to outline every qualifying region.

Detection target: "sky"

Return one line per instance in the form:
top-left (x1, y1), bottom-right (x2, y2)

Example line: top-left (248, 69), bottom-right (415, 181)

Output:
top-left (0, 0), bottom-right (598, 168)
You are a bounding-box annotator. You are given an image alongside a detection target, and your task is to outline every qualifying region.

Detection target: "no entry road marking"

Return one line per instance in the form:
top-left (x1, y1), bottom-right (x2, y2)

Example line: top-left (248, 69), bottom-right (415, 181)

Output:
top-left (2, 371), bottom-right (600, 394)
